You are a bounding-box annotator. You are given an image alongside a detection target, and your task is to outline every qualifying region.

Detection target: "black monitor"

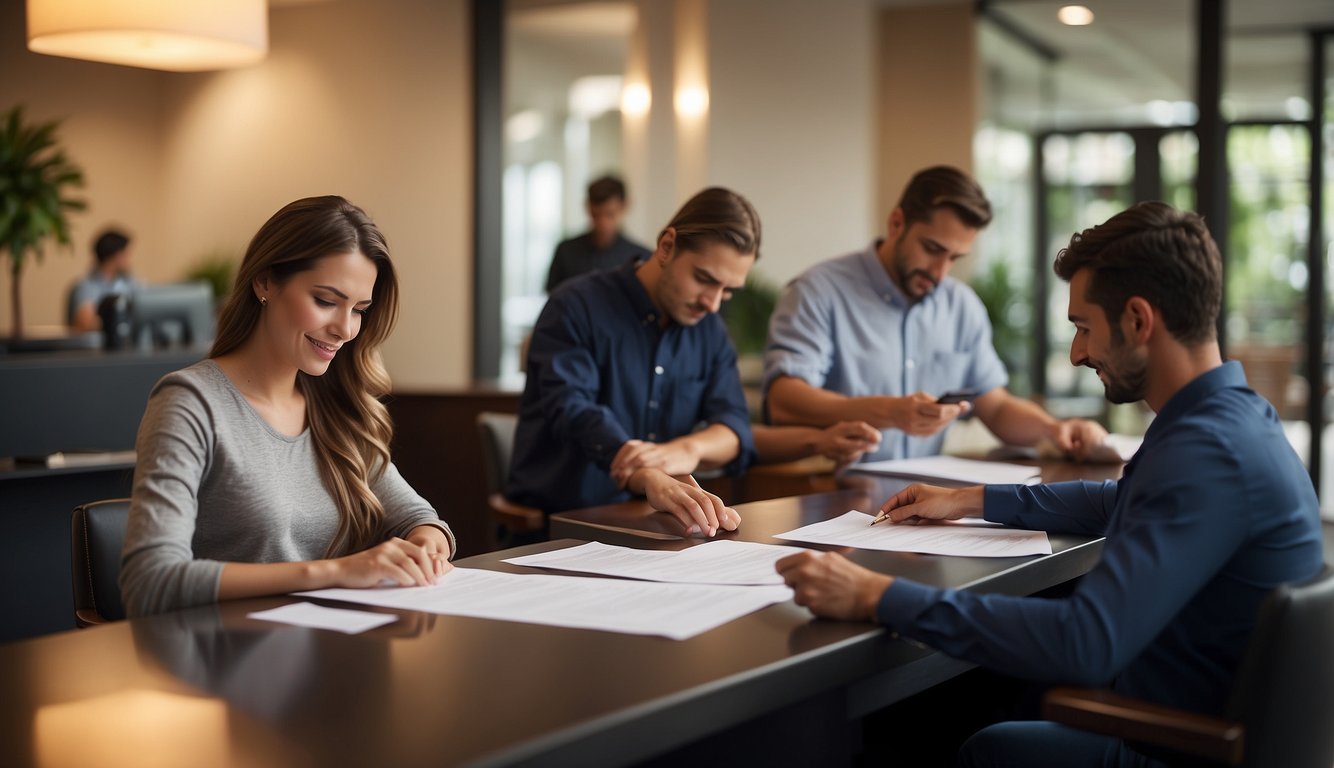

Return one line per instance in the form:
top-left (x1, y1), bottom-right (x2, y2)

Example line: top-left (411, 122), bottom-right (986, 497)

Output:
top-left (130, 282), bottom-right (215, 349)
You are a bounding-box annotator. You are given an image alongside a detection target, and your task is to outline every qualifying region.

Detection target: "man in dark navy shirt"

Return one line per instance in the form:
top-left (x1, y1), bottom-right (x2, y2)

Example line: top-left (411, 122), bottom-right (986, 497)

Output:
top-left (545, 175), bottom-right (651, 293)
top-left (510, 187), bottom-right (880, 536)
top-left (777, 202), bottom-right (1323, 767)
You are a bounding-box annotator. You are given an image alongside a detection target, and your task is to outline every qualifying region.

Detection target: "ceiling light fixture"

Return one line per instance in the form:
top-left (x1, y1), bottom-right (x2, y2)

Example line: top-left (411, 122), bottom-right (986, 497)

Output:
top-left (1057, 5), bottom-right (1095, 26)
top-left (26, 0), bottom-right (268, 72)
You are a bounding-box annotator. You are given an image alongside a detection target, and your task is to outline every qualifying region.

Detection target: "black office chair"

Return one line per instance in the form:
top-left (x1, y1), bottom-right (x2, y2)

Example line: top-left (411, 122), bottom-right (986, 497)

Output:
top-left (1043, 564), bottom-right (1334, 767)
top-left (475, 411), bottom-right (546, 548)
top-left (70, 499), bottom-right (131, 626)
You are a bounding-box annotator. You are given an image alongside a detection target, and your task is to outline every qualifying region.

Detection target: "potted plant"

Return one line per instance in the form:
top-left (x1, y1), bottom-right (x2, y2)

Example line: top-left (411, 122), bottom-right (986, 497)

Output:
top-left (184, 250), bottom-right (238, 307)
top-left (0, 105), bottom-right (86, 338)
top-left (722, 272), bottom-right (781, 387)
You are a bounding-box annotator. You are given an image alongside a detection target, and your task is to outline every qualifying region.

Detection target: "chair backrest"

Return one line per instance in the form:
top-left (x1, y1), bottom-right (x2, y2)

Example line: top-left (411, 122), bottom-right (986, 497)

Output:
top-left (1226, 564), bottom-right (1334, 768)
top-left (476, 411), bottom-right (519, 496)
top-left (70, 499), bottom-right (131, 626)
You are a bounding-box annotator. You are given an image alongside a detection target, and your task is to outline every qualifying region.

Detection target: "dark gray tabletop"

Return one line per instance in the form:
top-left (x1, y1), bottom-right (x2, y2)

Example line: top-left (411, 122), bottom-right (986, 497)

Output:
top-left (0, 485), bottom-right (1104, 768)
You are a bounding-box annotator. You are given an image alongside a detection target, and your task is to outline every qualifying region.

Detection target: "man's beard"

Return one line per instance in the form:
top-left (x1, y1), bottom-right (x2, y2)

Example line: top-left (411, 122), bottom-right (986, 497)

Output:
top-left (1093, 332), bottom-right (1147, 404)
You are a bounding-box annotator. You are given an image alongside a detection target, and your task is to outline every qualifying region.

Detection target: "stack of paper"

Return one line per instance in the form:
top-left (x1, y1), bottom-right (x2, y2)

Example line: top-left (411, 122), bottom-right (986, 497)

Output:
top-left (850, 455), bottom-right (1041, 485)
top-left (297, 568), bottom-right (791, 641)
top-left (502, 539), bottom-right (793, 585)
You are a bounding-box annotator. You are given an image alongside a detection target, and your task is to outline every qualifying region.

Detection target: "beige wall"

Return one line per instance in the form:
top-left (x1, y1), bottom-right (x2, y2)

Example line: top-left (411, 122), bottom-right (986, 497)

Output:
top-left (709, 0), bottom-right (877, 286)
top-left (621, 0), bottom-right (877, 287)
top-left (1, 0), bottom-right (473, 389)
top-left (877, 2), bottom-right (977, 226)
top-left (158, 0), bottom-right (473, 389)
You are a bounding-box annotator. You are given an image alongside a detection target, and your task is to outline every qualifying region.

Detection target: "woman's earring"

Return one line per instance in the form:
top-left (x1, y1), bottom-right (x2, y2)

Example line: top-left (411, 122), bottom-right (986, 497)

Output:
top-left (259, 296), bottom-right (267, 306)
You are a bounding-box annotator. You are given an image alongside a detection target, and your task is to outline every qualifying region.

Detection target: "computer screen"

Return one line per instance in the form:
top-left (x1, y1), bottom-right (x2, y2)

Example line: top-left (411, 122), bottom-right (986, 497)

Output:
top-left (130, 282), bottom-right (216, 349)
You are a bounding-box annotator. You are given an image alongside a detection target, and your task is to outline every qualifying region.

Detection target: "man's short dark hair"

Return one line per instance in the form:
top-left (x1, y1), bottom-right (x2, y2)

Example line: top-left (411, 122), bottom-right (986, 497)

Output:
top-left (896, 165), bottom-right (992, 229)
top-left (587, 175), bottom-right (627, 206)
top-left (1053, 201), bottom-right (1221, 345)
top-left (93, 229), bottom-right (130, 265)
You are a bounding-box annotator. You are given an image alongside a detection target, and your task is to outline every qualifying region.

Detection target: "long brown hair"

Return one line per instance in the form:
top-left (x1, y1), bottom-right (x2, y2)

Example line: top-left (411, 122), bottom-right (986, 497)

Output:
top-left (211, 196), bottom-right (400, 556)
top-left (660, 186), bottom-right (762, 260)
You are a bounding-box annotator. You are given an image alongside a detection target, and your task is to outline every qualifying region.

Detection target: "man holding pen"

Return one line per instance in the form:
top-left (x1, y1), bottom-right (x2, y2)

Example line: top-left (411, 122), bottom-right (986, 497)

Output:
top-left (776, 202), bottom-right (1323, 766)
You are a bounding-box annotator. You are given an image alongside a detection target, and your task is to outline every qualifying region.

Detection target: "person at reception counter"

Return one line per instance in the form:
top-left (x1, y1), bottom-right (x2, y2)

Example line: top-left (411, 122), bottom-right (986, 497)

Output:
top-left (762, 165), bottom-right (1108, 463)
top-left (120, 196), bottom-right (455, 617)
top-left (68, 227), bottom-right (140, 332)
top-left (775, 202), bottom-right (1323, 767)
top-left (508, 186), bottom-right (881, 537)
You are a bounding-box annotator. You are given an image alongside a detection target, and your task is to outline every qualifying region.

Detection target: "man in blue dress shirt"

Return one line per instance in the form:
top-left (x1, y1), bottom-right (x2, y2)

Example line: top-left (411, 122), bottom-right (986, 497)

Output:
top-left (763, 165), bottom-right (1108, 462)
top-left (776, 201), bottom-right (1323, 767)
top-left (510, 187), bottom-right (880, 536)
top-left (510, 187), bottom-right (759, 537)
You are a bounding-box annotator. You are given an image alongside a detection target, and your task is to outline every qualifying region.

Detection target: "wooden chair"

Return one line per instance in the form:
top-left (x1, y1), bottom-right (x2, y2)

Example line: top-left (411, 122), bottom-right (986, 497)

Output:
top-left (1042, 564), bottom-right (1334, 767)
top-left (70, 498), bottom-right (131, 626)
top-left (475, 411), bottom-right (545, 547)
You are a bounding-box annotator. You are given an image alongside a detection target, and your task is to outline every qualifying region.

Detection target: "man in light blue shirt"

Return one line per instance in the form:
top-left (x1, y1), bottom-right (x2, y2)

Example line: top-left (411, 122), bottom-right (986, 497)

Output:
top-left (763, 165), bottom-right (1106, 462)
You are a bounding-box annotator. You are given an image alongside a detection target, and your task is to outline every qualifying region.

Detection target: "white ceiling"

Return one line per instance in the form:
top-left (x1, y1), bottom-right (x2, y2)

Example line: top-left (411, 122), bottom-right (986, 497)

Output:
top-left (501, 0), bottom-right (1334, 128)
top-left (982, 0), bottom-right (1334, 128)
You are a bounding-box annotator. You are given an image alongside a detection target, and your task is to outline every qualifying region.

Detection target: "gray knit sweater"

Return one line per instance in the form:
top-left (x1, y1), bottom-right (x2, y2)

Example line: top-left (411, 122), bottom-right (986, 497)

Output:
top-left (120, 360), bottom-right (454, 616)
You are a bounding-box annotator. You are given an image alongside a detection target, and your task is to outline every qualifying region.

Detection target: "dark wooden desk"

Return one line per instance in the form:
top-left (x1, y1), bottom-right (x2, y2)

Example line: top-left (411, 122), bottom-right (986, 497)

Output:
top-left (0, 516), bottom-right (1101, 767)
top-left (551, 457), bottom-right (1124, 547)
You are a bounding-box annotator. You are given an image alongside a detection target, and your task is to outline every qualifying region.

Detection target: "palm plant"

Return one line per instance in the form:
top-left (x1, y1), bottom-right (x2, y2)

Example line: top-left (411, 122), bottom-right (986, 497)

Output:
top-left (0, 105), bottom-right (86, 338)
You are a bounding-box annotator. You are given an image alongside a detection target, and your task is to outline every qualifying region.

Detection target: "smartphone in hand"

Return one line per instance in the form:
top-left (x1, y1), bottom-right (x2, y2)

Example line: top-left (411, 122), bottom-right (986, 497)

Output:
top-left (936, 389), bottom-right (981, 405)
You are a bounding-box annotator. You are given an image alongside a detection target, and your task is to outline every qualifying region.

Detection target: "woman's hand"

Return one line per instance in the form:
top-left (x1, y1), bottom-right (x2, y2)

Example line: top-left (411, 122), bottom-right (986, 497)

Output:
top-left (329, 536), bottom-right (443, 588)
top-left (406, 525), bottom-right (454, 580)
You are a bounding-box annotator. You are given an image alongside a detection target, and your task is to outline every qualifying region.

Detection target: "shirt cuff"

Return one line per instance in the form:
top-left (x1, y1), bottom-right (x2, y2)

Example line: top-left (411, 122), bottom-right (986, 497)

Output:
top-left (982, 484), bottom-right (1026, 526)
top-left (875, 577), bottom-right (946, 628)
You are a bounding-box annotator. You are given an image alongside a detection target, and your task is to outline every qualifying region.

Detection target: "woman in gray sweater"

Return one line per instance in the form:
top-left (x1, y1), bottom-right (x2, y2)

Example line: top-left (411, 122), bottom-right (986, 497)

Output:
top-left (120, 196), bottom-right (455, 616)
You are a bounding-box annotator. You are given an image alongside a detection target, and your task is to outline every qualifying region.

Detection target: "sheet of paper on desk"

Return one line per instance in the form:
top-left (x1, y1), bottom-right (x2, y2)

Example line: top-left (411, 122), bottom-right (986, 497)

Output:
top-left (774, 510), bottom-right (1052, 557)
top-left (502, 539), bottom-right (792, 585)
top-left (247, 602), bottom-right (399, 634)
top-left (296, 568), bottom-right (793, 641)
top-left (850, 455), bottom-right (1041, 485)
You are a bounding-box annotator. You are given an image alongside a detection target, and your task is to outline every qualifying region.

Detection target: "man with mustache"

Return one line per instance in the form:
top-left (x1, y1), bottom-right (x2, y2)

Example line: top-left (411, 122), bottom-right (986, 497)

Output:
top-left (763, 165), bottom-right (1107, 462)
top-left (509, 187), bottom-right (881, 536)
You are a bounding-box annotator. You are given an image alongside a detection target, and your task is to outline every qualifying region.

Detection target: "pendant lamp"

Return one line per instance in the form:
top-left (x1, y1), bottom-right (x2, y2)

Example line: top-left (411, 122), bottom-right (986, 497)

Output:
top-left (26, 0), bottom-right (267, 72)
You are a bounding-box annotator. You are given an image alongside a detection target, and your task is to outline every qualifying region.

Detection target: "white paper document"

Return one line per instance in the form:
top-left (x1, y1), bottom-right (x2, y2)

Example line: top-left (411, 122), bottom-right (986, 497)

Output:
top-left (850, 455), bottom-right (1041, 485)
top-left (774, 510), bottom-right (1052, 557)
top-left (502, 539), bottom-right (793, 585)
top-left (247, 602), bottom-right (399, 634)
top-left (296, 567), bottom-right (792, 641)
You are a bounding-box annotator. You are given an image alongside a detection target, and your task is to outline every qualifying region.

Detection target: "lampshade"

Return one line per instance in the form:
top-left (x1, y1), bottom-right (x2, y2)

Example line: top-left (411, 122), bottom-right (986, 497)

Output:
top-left (26, 0), bottom-right (268, 72)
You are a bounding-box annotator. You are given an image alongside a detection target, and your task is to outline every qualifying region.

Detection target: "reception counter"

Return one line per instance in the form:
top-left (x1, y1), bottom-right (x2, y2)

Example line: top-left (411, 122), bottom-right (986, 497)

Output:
top-left (0, 346), bottom-right (206, 642)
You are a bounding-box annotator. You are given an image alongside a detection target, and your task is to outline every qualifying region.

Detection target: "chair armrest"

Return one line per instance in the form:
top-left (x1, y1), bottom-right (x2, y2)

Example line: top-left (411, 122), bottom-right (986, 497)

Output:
top-left (1042, 686), bottom-right (1244, 766)
top-left (488, 493), bottom-right (546, 533)
top-left (74, 608), bottom-right (108, 628)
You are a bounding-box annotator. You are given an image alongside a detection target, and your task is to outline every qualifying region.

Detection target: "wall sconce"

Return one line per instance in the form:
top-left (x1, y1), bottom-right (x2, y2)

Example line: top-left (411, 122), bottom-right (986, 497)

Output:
top-left (621, 82), bottom-right (651, 118)
top-left (674, 86), bottom-right (708, 119)
top-left (26, 0), bottom-right (268, 72)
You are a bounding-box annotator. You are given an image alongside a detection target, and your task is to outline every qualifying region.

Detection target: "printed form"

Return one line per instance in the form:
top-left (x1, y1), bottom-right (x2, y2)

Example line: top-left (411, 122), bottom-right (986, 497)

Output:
top-left (775, 510), bottom-right (1052, 557)
top-left (296, 568), bottom-right (792, 641)
top-left (502, 539), bottom-right (795, 585)
top-left (849, 456), bottom-right (1041, 485)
